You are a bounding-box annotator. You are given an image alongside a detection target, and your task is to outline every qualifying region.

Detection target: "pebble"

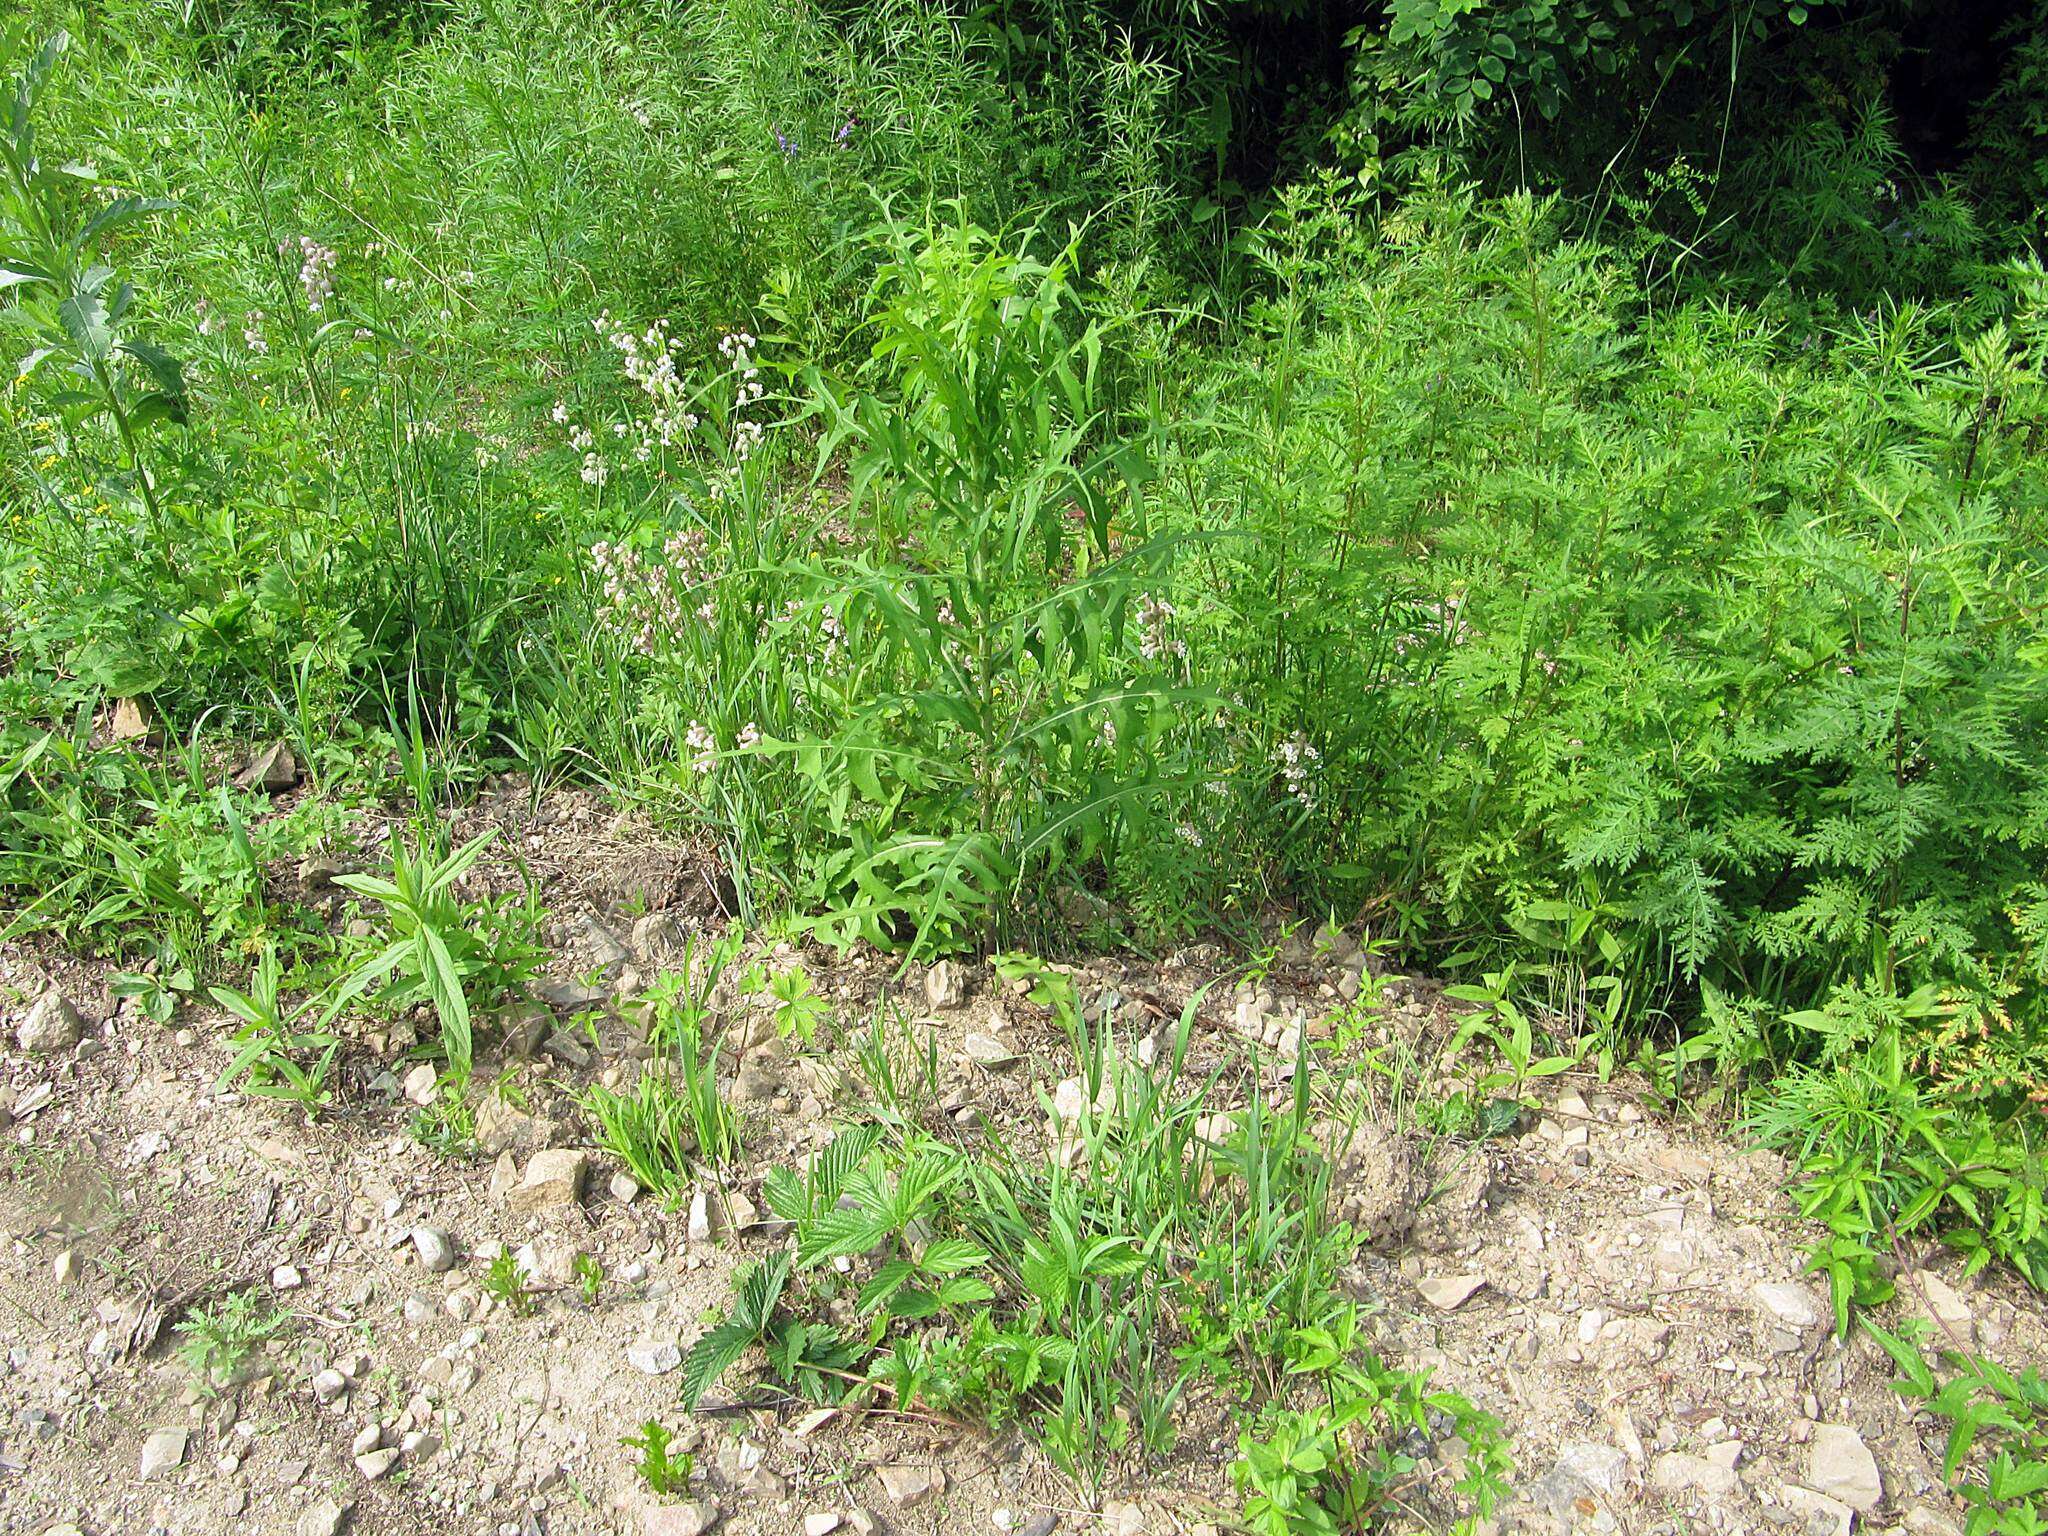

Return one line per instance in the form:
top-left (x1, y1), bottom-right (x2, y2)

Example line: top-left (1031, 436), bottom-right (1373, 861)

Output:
top-left (804, 1515), bottom-right (844, 1536)
top-left (1907, 1271), bottom-right (1974, 1342)
top-left (17, 991), bottom-right (84, 1053)
top-left (1807, 1423), bottom-right (1882, 1512)
top-left (687, 1188), bottom-right (713, 1244)
top-left (1416, 1273), bottom-right (1487, 1311)
top-left (876, 1463), bottom-right (945, 1508)
top-left (1778, 1485), bottom-right (1854, 1536)
top-left (963, 1033), bottom-right (1022, 1067)
top-left (642, 1503), bottom-right (720, 1536)
top-left (412, 1227), bottom-right (459, 1272)
top-left (1552, 1441), bottom-right (1634, 1498)
top-left (404, 1063), bottom-right (440, 1105)
top-left (1753, 1280), bottom-right (1826, 1331)
top-left (1651, 1452), bottom-right (1741, 1499)
top-left (299, 1500), bottom-right (353, 1536)
top-left (357, 1446), bottom-right (401, 1480)
top-left (312, 1369), bottom-right (349, 1403)
top-left (627, 1340), bottom-right (681, 1376)
top-left (610, 1172), bottom-right (642, 1204)
top-left (139, 1426), bottom-right (188, 1480)
top-left (924, 960), bottom-right (966, 1011)
top-left (273, 1264), bottom-right (305, 1290)
top-left (510, 1148), bottom-right (590, 1213)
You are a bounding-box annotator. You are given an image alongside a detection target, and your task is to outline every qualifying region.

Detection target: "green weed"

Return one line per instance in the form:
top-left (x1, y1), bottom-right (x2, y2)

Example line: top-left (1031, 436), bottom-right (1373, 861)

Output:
top-left (210, 946), bottom-right (340, 1116)
top-left (174, 1290), bottom-right (290, 1393)
top-left (621, 1419), bottom-right (694, 1501)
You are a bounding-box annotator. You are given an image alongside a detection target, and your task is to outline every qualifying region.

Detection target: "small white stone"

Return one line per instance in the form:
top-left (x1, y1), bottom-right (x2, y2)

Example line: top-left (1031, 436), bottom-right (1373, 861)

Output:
top-left (411, 1227), bottom-right (458, 1273)
top-left (687, 1188), bottom-right (712, 1244)
top-left (139, 1426), bottom-right (188, 1480)
top-left (627, 1340), bottom-right (681, 1376)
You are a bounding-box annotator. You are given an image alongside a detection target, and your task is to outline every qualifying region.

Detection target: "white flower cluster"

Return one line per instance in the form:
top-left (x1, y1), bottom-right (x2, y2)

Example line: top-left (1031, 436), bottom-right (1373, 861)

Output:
top-left (195, 297), bottom-right (218, 336)
top-left (589, 524), bottom-right (721, 657)
top-left (1274, 732), bottom-right (1322, 810)
top-left (685, 719), bottom-right (717, 775)
top-left (592, 540), bottom-right (674, 655)
top-left (664, 527), bottom-right (717, 623)
top-left (1136, 592), bottom-right (1183, 661)
top-left (706, 330), bottom-right (767, 502)
top-left (557, 317), bottom-right (772, 501)
top-left (777, 597), bottom-right (846, 664)
top-left (601, 311), bottom-right (701, 455)
top-left (282, 235), bottom-right (338, 312)
top-left (243, 310), bottom-right (269, 355)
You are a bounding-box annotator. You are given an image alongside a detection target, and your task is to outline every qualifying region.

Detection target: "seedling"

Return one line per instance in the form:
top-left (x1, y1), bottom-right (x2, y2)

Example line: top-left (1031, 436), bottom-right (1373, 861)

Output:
top-left (621, 1419), bottom-right (694, 1499)
top-left (482, 1250), bottom-right (535, 1316)
top-left (111, 965), bottom-right (193, 1025)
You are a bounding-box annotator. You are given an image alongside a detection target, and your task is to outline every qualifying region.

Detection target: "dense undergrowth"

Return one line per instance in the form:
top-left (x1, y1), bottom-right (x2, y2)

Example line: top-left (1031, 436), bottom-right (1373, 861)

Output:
top-left (3, 0), bottom-right (2047, 1529)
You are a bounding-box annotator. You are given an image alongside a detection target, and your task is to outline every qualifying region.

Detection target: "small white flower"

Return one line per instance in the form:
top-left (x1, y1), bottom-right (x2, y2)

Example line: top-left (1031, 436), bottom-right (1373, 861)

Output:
top-left (290, 235), bottom-right (338, 312)
top-left (685, 720), bottom-right (717, 774)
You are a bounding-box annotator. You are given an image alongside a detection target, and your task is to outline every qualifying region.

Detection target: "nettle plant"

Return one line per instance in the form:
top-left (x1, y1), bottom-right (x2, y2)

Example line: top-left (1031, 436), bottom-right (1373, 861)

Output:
top-left (789, 215), bottom-right (1203, 952)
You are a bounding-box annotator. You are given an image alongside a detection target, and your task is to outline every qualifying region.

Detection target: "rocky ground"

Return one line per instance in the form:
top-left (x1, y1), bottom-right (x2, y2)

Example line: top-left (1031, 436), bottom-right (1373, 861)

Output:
top-left (0, 784), bottom-right (2040, 1536)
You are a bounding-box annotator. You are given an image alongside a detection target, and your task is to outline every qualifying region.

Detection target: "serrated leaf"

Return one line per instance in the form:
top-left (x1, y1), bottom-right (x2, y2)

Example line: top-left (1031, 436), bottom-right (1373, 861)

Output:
top-left (916, 1238), bottom-right (988, 1276)
top-left (797, 1204), bottom-right (889, 1266)
top-left (679, 1319), bottom-right (757, 1409)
